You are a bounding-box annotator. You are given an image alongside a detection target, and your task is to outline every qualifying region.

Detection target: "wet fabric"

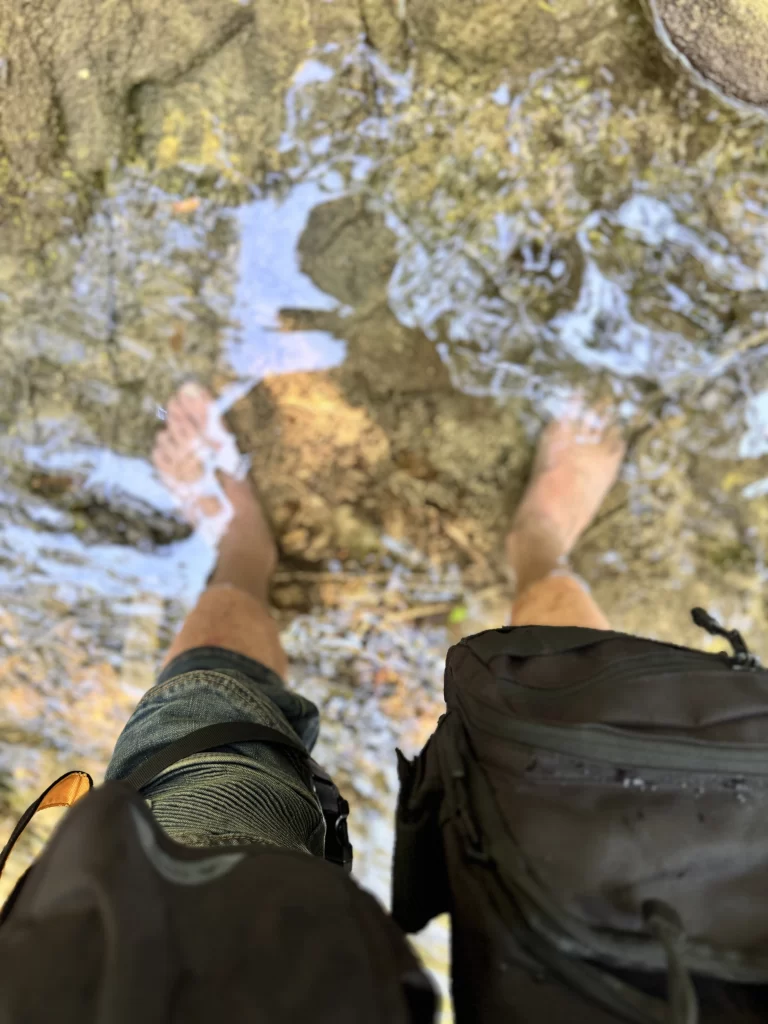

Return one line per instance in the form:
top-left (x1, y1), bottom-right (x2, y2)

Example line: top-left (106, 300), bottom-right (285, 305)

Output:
top-left (106, 646), bottom-right (325, 855)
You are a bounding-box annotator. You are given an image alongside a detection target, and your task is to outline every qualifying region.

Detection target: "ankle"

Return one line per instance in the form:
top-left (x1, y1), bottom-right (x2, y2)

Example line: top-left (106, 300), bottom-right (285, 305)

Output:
top-left (505, 523), bottom-right (565, 593)
top-left (210, 515), bottom-right (278, 605)
top-left (209, 560), bottom-right (274, 605)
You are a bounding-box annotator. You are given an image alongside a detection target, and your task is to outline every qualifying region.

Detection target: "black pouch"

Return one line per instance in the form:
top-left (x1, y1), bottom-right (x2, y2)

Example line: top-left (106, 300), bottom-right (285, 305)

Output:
top-left (392, 721), bottom-right (450, 934)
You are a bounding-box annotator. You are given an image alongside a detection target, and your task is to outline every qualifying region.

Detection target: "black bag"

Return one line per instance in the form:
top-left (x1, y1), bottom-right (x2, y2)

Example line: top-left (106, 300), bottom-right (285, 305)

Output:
top-left (393, 615), bottom-right (768, 1024)
top-left (0, 722), bottom-right (437, 1023)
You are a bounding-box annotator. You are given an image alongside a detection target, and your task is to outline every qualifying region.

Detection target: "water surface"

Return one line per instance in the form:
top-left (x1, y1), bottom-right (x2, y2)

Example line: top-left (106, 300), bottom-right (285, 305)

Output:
top-left (3, 0), bottom-right (768, 1010)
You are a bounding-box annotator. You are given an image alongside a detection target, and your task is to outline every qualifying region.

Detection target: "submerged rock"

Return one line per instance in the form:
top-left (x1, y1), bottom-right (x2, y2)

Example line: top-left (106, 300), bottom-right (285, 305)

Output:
top-left (644, 0), bottom-right (768, 112)
top-left (0, 0), bottom-right (311, 250)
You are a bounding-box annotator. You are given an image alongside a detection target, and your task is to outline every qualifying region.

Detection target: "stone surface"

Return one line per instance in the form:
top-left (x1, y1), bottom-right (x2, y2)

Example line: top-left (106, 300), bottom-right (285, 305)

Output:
top-left (3, 2), bottom-right (768, 1013)
top-left (651, 0), bottom-right (768, 109)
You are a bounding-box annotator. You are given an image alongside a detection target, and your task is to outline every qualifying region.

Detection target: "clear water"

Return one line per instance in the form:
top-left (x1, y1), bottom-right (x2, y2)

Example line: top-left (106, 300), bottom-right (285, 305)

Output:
top-left (3, 0), bottom-right (768, 1013)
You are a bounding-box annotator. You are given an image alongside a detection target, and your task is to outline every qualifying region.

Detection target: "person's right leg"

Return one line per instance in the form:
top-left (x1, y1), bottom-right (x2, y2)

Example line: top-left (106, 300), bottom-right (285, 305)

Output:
top-left (105, 383), bottom-right (325, 855)
top-left (505, 406), bottom-right (625, 629)
top-left (151, 383), bottom-right (288, 676)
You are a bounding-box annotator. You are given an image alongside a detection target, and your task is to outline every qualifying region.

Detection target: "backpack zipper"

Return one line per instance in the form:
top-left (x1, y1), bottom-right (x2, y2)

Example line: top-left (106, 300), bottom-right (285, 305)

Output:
top-left (461, 696), bottom-right (768, 776)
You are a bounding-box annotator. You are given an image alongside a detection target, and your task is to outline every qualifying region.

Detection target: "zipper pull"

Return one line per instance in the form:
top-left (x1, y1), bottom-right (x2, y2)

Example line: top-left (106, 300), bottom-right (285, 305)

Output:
top-left (691, 608), bottom-right (761, 670)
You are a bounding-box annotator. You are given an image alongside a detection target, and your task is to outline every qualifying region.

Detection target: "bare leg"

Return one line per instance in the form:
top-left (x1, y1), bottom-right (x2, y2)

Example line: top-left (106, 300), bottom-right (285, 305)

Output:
top-left (153, 383), bottom-right (287, 677)
top-left (505, 404), bottom-right (626, 628)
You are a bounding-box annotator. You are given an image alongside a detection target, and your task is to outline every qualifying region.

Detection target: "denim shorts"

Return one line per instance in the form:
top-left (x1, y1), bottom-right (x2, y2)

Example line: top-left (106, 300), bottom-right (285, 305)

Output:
top-left (105, 647), bottom-right (325, 854)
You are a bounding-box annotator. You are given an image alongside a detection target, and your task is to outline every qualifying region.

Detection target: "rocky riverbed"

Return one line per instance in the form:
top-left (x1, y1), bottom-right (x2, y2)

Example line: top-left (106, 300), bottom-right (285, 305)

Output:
top-left (3, 0), bottom-right (768, 1013)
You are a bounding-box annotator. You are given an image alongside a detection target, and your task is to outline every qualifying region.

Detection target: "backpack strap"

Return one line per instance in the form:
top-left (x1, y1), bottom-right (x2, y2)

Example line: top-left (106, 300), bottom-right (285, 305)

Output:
top-left (122, 722), bottom-right (307, 789)
top-left (0, 771), bottom-right (93, 880)
top-left (123, 721), bottom-right (353, 872)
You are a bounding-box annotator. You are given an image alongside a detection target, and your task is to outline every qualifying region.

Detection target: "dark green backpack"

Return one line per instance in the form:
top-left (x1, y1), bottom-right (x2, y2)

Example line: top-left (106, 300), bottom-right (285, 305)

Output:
top-left (393, 613), bottom-right (768, 1024)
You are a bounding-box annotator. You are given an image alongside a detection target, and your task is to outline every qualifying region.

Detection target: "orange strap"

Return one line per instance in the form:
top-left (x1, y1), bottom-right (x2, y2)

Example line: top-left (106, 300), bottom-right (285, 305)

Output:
top-left (0, 770), bottom-right (93, 885)
top-left (38, 771), bottom-right (92, 811)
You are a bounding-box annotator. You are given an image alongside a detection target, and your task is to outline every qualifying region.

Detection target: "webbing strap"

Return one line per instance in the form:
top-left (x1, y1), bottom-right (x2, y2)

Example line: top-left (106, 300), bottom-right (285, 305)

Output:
top-left (123, 721), bottom-right (308, 791)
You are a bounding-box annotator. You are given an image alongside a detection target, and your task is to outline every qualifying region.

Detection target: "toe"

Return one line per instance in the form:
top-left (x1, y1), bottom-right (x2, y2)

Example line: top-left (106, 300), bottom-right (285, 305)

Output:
top-left (178, 382), bottom-right (213, 430)
top-left (152, 434), bottom-right (205, 485)
top-left (155, 428), bottom-right (174, 449)
top-left (153, 432), bottom-right (176, 462)
top-left (196, 494), bottom-right (224, 518)
top-left (576, 403), bottom-right (606, 439)
top-left (153, 446), bottom-right (175, 476)
top-left (175, 450), bottom-right (206, 484)
top-left (166, 396), bottom-right (197, 444)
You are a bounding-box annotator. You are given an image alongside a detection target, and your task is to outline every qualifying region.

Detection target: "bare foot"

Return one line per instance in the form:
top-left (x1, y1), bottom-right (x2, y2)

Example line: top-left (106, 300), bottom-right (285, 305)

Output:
top-left (506, 402), bottom-right (625, 588)
top-left (153, 383), bottom-right (276, 575)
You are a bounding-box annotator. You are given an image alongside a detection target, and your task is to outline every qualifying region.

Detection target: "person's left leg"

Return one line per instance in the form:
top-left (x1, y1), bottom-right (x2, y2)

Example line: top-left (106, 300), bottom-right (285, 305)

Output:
top-left (154, 383), bottom-right (288, 677)
top-left (504, 404), bottom-right (625, 629)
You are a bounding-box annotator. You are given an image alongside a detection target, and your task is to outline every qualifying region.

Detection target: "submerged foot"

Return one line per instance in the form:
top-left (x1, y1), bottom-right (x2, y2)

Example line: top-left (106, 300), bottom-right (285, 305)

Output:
top-left (505, 401), bottom-right (626, 586)
top-left (153, 382), bottom-right (274, 567)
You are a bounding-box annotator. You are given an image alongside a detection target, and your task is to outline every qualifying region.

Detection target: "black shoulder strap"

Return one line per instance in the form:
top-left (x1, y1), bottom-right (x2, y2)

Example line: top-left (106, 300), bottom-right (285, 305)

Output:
top-left (123, 722), bottom-right (307, 790)
top-left (123, 721), bottom-right (353, 872)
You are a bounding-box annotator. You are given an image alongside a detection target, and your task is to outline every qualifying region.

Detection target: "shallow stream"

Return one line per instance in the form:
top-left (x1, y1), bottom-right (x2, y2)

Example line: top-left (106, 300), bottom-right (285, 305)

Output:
top-left (3, 0), bottom-right (768, 1010)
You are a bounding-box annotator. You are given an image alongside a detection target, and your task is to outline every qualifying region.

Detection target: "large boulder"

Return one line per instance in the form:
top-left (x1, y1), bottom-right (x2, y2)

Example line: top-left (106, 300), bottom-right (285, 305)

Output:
top-left (643, 0), bottom-right (768, 112)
